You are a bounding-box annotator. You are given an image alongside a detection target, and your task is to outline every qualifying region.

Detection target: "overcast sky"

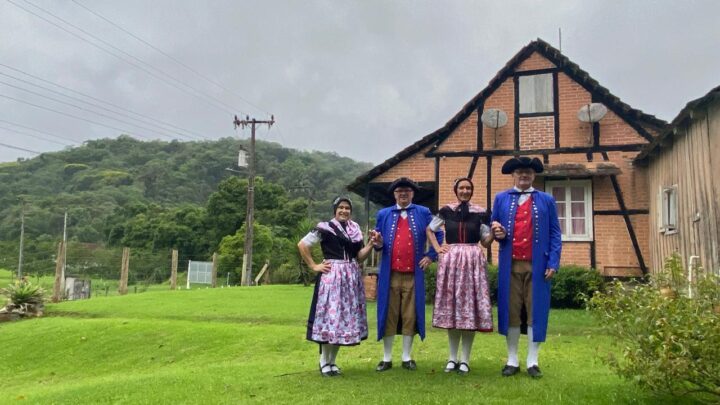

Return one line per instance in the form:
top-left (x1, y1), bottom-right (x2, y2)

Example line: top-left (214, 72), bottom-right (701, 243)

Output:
top-left (1, 0), bottom-right (719, 165)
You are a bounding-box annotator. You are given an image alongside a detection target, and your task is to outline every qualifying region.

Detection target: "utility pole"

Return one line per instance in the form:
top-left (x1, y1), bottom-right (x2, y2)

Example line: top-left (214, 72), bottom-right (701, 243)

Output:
top-left (233, 115), bottom-right (274, 286)
top-left (61, 210), bottom-right (68, 292)
top-left (17, 202), bottom-right (25, 279)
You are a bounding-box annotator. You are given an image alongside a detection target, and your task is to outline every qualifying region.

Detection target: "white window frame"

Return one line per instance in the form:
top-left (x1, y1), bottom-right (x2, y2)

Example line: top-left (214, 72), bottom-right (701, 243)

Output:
top-left (518, 73), bottom-right (554, 114)
top-left (546, 179), bottom-right (593, 241)
top-left (658, 185), bottom-right (678, 235)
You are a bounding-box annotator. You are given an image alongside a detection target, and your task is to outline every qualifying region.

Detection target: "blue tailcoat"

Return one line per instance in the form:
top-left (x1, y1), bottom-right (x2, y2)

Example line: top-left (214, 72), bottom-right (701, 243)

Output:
top-left (491, 189), bottom-right (562, 342)
top-left (374, 204), bottom-right (440, 340)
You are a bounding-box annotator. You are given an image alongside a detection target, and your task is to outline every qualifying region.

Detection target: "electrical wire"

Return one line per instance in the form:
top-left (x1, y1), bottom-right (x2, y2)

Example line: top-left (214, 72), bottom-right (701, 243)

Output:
top-left (0, 68), bottom-right (205, 140)
top-left (8, 0), bottom-right (248, 117)
top-left (71, 0), bottom-right (272, 117)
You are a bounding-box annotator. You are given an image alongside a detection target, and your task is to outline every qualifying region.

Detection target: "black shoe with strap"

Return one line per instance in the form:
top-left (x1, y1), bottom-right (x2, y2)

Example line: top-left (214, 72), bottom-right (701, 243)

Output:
top-left (319, 364), bottom-right (333, 377)
top-left (501, 364), bottom-right (520, 377)
top-left (458, 362), bottom-right (470, 375)
top-left (376, 361), bottom-right (392, 372)
top-left (527, 365), bottom-right (543, 379)
top-left (401, 360), bottom-right (417, 371)
top-left (330, 364), bottom-right (341, 376)
top-left (444, 360), bottom-right (458, 373)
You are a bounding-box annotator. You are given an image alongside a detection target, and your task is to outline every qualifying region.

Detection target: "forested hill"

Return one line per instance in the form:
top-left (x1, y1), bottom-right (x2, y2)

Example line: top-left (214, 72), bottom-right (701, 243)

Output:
top-left (0, 135), bottom-right (373, 254)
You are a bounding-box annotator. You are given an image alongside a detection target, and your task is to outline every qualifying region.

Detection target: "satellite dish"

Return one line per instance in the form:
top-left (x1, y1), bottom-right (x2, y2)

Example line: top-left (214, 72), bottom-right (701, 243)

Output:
top-left (577, 103), bottom-right (608, 123)
top-left (481, 109), bottom-right (508, 128)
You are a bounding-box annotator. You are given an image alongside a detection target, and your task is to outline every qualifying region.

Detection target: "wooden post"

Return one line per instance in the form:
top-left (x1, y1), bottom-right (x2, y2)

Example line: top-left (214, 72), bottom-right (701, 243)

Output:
top-left (170, 249), bottom-right (178, 290)
top-left (52, 241), bottom-right (64, 303)
top-left (211, 252), bottom-right (218, 288)
top-left (119, 247), bottom-right (129, 295)
top-left (254, 261), bottom-right (269, 285)
top-left (240, 254), bottom-right (248, 286)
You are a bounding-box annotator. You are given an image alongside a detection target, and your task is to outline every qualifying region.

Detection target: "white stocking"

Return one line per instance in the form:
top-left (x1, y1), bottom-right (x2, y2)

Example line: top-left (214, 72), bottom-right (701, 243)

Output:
top-left (460, 330), bottom-right (475, 365)
top-left (527, 326), bottom-right (541, 367)
top-left (383, 336), bottom-right (394, 362)
top-left (506, 327), bottom-right (520, 367)
top-left (401, 335), bottom-right (414, 362)
top-left (447, 329), bottom-right (460, 362)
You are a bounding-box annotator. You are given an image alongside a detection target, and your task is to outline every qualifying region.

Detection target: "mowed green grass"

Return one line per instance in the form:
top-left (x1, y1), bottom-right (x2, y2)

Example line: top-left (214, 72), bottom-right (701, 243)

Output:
top-left (1, 277), bottom-right (671, 404)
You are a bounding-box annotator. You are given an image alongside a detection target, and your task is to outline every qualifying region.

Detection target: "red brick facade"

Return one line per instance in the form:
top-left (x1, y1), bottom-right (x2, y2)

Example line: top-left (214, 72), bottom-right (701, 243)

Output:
top-left (350, 40), bottom-right (667, 276)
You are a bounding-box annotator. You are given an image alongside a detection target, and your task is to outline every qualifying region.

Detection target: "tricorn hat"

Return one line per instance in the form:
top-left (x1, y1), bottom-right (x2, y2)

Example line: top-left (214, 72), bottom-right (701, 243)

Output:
top-left (387, 177), bottom-right (419, 194)
top-left (501, 156), bottom-right (544, 174)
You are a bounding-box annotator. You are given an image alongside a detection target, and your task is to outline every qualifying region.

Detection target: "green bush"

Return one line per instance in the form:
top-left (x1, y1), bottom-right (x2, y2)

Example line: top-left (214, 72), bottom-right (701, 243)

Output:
top-left (551, 265), bottom-right (604, 308)
top-left (1, 279), bottom-right (46, 317)
top-left (588, 273), bottom-right (720, 401)
top-left (426, 261), bottom-right (601, 309)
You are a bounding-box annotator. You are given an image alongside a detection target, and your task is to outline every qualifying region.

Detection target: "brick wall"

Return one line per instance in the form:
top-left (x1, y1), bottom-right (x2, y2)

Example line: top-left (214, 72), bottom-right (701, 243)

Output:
top-left (558, 73), bottom-right (593, 147)
top-left (374, 145), bottom-right (435, 182)
top-left (519, 116), bottom-right (554, 150)
top-left (437, 111), bottom-right (477, 153)
top-left (516, 53), bottom-right (556, 71)
top-left (482, 80), bottom-right (515, 150)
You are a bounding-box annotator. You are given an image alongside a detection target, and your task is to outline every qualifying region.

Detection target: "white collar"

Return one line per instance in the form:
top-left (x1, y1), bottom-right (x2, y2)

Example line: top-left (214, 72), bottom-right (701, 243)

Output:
top-left (513, 186), bottom-right (535, 193)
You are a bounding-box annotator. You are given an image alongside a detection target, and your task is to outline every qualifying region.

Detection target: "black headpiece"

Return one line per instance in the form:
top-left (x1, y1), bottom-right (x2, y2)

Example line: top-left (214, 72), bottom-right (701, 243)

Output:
top-left (501, 157), bottom-right (544, 174)
top-left (387, 177), bottom-right (419, 194)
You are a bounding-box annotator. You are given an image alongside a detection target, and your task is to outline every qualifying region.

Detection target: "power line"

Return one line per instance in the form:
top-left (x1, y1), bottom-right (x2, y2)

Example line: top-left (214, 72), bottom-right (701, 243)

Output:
top-left (0, 92), bottom-right (154, 140)
top-left (0, 79), bottom-right (188, 141)
top-left (8, 0), bottom-right (247, 117)
top-left (0, 119), bottom-right (82, 144)
top-left (71, 0), bottom-right (272, 117)
top-left (0, 124), bottom-right (73, 147)
top-left (0, 80), bottom-right (181, 140)
top-left (0, 67), bottom-right (206, 140)
top-left (0, 141), bottom-right (40, 154)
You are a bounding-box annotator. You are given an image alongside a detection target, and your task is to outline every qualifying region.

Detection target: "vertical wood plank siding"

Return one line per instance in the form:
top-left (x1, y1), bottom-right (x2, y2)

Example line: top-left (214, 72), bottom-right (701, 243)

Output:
top-left (647, 99), bottom-right (720, 275)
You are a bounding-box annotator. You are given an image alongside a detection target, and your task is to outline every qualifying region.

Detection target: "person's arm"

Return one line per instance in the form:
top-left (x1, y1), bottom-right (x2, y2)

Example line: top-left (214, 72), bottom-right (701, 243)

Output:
top-left (357, 236), bottom-right (377, 262)
top-left (297, 232), bottom-right (331, 274)
top-left (426, 215), bottom-right (449, 254)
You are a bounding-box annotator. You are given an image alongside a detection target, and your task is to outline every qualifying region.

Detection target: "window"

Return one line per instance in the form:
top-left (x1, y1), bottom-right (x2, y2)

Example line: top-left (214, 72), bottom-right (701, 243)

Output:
top-left (519, 73), bottom-right (554, 114)
top-left (546, 180), bottom-right (593, 241)
top-left (659, 185), bottom-right (678, 234)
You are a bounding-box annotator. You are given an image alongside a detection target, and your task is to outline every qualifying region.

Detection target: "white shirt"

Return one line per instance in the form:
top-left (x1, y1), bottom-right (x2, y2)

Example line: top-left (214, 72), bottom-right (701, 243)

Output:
top-left (513, 186), bottom-right (535, 206)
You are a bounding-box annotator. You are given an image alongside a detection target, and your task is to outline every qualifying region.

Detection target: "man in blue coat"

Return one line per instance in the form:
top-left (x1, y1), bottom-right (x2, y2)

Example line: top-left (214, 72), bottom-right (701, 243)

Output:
top-left (372, 177), bottom-right (441, 372)
top-left (490, 157), bottom-right (562, 379)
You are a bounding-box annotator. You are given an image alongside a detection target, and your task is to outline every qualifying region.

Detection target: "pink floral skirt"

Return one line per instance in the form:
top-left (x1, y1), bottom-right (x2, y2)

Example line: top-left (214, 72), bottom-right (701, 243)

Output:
top-left (432, 244), bottom-right (493, 332)
top-left (308, 259), bottom-right (368, 345)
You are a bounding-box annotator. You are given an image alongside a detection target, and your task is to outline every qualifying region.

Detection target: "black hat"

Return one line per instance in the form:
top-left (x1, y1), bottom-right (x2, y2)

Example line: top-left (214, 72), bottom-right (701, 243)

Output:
top-left (387, 177), bottom-right (419, 194)
top-left (501, 157), bottom-right (544, 174)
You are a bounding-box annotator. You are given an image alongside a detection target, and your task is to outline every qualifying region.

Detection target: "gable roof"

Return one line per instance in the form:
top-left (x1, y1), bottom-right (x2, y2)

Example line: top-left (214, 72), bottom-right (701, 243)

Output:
top-left (348, 38), bottom-right (668, 194)
top-left (635, 85), bottom-right (720, 164)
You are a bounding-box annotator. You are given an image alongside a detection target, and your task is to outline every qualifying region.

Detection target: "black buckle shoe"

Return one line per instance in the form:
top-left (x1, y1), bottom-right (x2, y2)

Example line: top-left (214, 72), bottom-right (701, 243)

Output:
top-left (444, 360), bottom-right (458, 373)
top-left (501, 364), bottom-right (520, 377)
top-left (320, 364), bottom-right (333, 377)
top-left (330, 364), bottom-right (341, 376)
top-left (376, 361), bottom-right (392, 372)
top-left (401, 360), bottom-right (417, 370)
top-left (527, 365), bottom-right (543, 379)
top-left (458, 362), bottom-right (470, 375)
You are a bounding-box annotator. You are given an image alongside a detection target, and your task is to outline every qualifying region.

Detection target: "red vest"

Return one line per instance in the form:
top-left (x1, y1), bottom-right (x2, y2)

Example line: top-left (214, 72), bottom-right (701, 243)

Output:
top-left (512, 197), bottom-right (533, 260)
top-left (391, 216), bottom-right (415, 272)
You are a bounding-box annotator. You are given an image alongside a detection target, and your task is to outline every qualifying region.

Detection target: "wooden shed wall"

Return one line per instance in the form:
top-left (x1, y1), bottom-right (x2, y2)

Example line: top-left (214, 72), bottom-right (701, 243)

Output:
top-left (647, 99), bottom-right (720, 275)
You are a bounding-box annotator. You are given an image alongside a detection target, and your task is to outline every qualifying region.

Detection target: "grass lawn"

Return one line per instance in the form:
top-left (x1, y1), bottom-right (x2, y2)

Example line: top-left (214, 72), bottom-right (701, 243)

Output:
top-left (0, 276), bottom-right (683, 404)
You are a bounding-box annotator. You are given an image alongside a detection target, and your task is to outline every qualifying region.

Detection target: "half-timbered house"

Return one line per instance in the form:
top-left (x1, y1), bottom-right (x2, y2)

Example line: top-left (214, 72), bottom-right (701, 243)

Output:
top-left (349, 39), bottom-right (669, 277)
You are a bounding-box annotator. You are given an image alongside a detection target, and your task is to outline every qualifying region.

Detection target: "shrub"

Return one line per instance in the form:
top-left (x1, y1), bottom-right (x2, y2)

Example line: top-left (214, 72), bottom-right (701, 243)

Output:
top-left (1, 279), bottom-right (46, 317)
top-left (588, 271), bottom-right (720, 401)
top-left (551, 265), bottom-right (604, 308)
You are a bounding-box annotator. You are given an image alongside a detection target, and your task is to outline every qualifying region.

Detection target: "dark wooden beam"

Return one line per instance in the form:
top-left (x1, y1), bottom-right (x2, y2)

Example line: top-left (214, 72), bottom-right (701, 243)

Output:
top-left (601, 152), bottom-right (648, 275)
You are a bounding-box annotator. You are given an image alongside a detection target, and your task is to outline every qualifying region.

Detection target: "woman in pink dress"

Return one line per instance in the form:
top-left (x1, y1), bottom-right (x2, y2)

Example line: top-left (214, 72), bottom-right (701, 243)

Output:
top-left (299, 196), bottom-right (376, 377)
top-left (427, 177), bottom-right (494, 375)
